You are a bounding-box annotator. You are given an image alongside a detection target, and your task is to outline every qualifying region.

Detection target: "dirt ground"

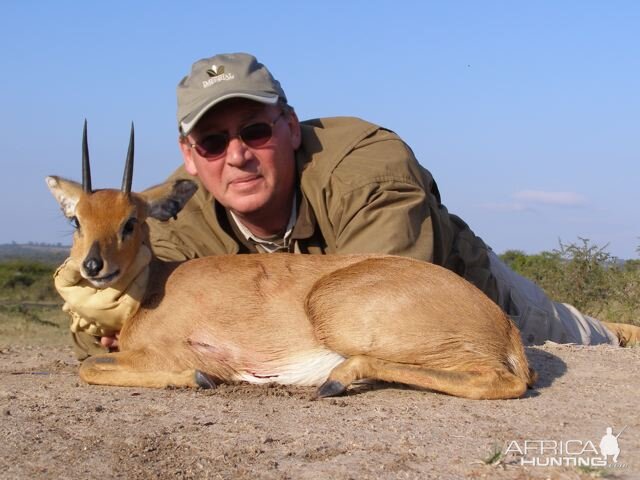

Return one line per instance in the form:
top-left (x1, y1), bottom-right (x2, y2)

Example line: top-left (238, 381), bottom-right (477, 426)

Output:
top-left (0, 327), bottom-right (638, 480)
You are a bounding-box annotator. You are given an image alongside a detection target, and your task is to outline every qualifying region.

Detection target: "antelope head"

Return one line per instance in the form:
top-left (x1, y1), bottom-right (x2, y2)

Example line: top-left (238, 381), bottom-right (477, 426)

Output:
top-left (46, 121), bottom-right (197, 288)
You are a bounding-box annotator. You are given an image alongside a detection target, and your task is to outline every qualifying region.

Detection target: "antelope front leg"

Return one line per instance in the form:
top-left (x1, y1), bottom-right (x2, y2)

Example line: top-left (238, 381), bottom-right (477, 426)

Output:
top-left (80, 351), bottom-right (217, 389)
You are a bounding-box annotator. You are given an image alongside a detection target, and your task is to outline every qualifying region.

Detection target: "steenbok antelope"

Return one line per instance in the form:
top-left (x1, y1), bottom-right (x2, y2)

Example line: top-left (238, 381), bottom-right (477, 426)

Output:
top-left (46, 123), bottom-right (536, 400)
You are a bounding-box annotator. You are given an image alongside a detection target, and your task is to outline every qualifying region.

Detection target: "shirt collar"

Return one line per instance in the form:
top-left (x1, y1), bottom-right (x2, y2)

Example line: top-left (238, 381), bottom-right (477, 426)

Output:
top-left (229, 193), bottom-right (298, 253)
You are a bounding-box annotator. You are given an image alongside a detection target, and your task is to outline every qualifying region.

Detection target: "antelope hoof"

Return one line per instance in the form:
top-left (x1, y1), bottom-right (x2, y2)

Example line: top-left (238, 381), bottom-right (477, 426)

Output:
top-left (317, 380), bottom-right (346, 398)
top-left (195, 371), bottom-right (217, 389)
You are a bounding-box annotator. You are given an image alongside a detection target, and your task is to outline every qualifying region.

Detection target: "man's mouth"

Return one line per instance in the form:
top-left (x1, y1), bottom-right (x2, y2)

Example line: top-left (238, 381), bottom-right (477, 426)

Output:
top-left (230, 174), bottom-right (261, 184)
top-left (229, 175), bottom-right (262, 190)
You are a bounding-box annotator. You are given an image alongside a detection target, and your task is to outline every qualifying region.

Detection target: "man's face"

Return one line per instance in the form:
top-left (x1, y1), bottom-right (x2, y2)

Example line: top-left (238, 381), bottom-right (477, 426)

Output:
top-left (179, 99), bottom-right (301, 218)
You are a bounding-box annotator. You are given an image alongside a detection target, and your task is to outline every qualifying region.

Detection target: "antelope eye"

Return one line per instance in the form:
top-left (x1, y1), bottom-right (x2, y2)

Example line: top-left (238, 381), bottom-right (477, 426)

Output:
top-left (122, 218), bottom-right (137, 237)
top-left (70, 216), bottom-right (80, 230)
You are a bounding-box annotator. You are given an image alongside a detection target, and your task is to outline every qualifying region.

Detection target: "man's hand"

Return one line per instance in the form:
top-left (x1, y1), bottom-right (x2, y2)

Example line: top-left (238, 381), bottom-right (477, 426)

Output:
top-left (601, 321), bottom-right (640, 347)
top-left (101, 333), bottom-right (120, 351)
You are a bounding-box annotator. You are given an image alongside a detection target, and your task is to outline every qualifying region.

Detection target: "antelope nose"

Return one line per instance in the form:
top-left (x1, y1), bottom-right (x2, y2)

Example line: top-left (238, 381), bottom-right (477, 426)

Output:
top-left (83, 257), bottom-right (103, 277)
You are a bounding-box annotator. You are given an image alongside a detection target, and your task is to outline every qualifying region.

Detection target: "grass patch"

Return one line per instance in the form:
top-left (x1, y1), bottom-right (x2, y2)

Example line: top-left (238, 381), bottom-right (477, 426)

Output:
top-left (576, 465), bottom-right (614, 478)
top-left (0, 303), bottom-right (69, 347)
top-left (0, 259), bottom-right (68, 346)
top-left (480, 444), bottom-right (505, 466)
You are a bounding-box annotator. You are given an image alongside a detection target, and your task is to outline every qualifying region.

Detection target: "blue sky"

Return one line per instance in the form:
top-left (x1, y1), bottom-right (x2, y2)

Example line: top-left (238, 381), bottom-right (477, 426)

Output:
top-left (2, 1), bottom-right (638, 258)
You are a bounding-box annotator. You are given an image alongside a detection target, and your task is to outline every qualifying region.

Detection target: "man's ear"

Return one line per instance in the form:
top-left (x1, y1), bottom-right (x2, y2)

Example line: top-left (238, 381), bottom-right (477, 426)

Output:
top-left (286, 109), bottom-right (302, 150)
top-left (140, 179), bottom-right (198, 221)
top-left (179, 137), bottom-right (199, 176)
top-left (45, 176), bottom-right (84, 218)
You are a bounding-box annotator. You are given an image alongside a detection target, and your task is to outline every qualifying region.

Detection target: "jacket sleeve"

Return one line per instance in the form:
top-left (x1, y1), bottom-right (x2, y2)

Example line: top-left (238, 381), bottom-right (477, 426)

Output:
top-left (326, 130), bottom-right (435, 262)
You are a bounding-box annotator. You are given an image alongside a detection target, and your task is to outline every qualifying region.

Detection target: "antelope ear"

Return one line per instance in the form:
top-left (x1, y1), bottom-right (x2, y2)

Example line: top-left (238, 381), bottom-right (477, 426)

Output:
top-left (140, 179), bottom-right (198, 221)
top-left (46, 176), bottom-right (84, 218)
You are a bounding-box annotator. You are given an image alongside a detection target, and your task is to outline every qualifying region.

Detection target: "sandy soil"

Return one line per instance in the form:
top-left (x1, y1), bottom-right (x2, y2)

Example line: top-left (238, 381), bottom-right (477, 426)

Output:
top-left (0, 339), bottom-right (638, 480)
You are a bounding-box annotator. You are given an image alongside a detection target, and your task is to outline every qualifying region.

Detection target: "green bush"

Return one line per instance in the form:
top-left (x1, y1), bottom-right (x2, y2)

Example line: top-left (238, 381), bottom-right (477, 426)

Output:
top-left (501, 239), bottom-right (639, 325)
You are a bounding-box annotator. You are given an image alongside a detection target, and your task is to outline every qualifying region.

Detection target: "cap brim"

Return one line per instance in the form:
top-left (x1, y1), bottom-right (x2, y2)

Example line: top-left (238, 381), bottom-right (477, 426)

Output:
top-left (180, 92), bottom-right (279, 135)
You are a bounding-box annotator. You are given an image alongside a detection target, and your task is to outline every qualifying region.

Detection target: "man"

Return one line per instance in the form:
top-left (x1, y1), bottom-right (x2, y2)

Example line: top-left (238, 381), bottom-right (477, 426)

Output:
top-left (59, 52), bottom-right (636, 358)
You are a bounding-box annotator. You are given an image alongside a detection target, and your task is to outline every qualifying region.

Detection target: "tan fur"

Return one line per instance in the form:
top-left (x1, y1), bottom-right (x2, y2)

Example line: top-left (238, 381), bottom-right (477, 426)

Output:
top-left (72, 191), bottom-right (147, 277)
top-left (48, 177), bottom-right (536, 400)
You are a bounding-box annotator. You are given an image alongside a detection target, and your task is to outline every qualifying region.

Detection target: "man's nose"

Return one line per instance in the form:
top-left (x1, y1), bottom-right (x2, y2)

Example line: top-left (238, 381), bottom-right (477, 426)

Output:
top-left (225, 137), bottom-right (251, 167)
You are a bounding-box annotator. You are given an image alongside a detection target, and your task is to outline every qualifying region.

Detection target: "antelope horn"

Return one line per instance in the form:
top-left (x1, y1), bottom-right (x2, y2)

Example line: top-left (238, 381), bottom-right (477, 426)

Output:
top-left (82, 119), bottom-right (92, 193)
top-left (122, 122), bottom-right (134, 193)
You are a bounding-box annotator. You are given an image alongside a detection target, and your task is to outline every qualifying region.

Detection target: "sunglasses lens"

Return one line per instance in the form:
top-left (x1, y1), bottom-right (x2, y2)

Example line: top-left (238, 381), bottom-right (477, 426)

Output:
top-left (196, 134), bottom-right (228, 158)
top-left (240, 122), bottom-right (273, 147)
top-left (192, 118), bottom-right (278, 158)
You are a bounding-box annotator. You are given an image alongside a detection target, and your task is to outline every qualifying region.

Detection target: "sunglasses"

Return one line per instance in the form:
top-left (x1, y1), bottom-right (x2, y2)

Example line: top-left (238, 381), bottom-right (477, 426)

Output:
top-left (188, 111), bottom-right (285, 159)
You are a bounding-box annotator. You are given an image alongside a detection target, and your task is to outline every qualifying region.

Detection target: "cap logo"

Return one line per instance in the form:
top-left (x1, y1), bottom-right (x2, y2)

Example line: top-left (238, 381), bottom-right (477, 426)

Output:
top-left (201, 64), bottom-right (235, 88)
top-left (206, 65), bottom-right (225, 77)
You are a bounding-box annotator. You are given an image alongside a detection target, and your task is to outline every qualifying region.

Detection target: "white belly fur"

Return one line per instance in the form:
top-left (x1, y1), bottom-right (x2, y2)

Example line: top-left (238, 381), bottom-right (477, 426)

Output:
top-left (235, 349), bottom-right (346, 387)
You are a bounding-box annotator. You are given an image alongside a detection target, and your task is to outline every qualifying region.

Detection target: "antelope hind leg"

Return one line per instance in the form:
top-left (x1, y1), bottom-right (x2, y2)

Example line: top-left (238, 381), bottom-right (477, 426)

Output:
top-left (317, 355), bottom-right (528, 400)
top-left (80, 351), bottom-right (215, 389)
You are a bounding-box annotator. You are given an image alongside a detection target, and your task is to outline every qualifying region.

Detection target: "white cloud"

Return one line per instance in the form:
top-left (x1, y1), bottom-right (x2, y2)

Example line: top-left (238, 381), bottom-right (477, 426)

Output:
top-left (479, 202), bottom-right (529, 212)
top-left (479, 190), bottom-right (588, 212)
top-left (512, 190), bottom-right (588, 207)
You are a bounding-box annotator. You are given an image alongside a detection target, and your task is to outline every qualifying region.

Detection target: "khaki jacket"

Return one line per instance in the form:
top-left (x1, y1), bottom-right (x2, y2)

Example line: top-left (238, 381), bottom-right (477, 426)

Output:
top-left (148, 117), bottom-right (498, 303)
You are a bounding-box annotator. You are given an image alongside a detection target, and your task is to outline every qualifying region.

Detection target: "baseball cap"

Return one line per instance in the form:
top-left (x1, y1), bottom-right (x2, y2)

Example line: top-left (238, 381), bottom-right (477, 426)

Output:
top-left (176, 53), bottom-right (287, 135)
